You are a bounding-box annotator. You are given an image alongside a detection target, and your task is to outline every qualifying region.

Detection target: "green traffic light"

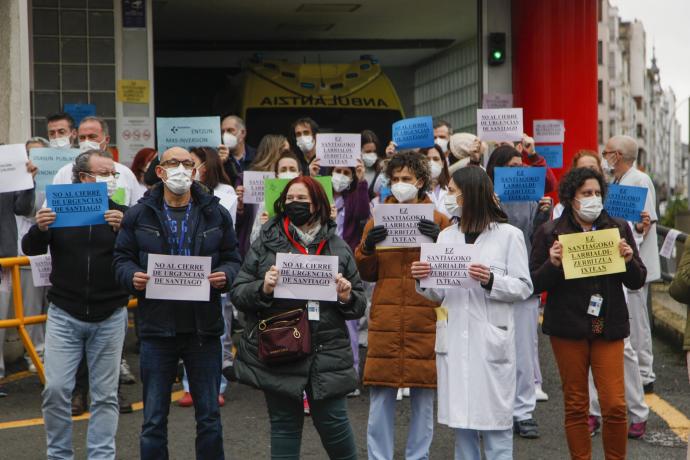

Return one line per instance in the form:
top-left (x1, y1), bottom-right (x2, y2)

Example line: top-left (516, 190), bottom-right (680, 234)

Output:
top-left (493, 50), bottom-right (503, 60)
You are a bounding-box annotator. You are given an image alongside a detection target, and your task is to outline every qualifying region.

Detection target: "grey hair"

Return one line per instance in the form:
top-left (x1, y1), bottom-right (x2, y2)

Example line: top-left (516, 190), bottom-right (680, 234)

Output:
top-left (221, 114), bottom-right (246, 131)
top-left (72, 149), bottom-right (113, 183)
top-left (609, 135), bottom-right (638, 163)
top-left (25, 137), bottom-right (49, 149)
top-left (79, 116), bottom-right (110, 137)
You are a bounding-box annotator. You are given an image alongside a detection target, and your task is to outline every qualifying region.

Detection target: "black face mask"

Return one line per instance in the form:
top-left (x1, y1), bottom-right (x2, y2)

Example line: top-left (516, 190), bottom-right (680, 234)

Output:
top-left (285, 201), bottom-right (312, 226)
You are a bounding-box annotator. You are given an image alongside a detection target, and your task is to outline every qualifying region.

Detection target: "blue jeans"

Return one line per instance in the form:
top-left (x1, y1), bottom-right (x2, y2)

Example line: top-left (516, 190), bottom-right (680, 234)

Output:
top-left (42, 304), bottom-right (127, 460)
top-left (454, 428), bottom-right (512, 460)
top-left (140, 335), bottom-right (224, 460)
top-left (367, 386), bottom-right (435, 460)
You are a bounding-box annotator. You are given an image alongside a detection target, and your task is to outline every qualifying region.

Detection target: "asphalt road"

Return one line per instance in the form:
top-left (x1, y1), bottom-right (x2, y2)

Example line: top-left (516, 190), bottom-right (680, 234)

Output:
top-left (0, 327), bottom-right (688, 459)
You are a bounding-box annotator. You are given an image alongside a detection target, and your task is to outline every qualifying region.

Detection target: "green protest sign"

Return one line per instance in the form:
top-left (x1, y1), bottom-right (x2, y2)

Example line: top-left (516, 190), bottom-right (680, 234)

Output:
top-left (264, 176), bottom-right (333, 217)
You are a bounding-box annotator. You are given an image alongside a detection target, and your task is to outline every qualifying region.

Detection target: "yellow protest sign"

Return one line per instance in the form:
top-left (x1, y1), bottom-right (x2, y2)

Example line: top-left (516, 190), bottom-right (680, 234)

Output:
top-left (117, 80), bottom-right (149, 104)
top-left (559, 228), bottom-right (625, 280)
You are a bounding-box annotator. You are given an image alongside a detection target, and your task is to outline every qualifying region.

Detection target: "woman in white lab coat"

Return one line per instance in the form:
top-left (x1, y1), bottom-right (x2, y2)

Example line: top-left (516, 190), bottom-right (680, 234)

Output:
top-left (412, 166), bottom-right (533, 460)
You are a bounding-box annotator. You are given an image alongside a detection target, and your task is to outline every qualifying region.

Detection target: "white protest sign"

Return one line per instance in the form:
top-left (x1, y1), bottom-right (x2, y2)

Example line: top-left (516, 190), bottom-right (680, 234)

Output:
top-left (0, 144), bottom-right (34, 193)
top-left (316, 133), bottom-right (361, 167)
top-left (274, 253), bottom-right (338, 302)
top-left (117, 117), bottom-right (155, 166)
top-left (476, 108), bottom-right (523, 142)
top-left (420, 243), bottom-right (480, 289)
top-left (533, 119), bottom-right (565, 143)
top-left (373, 203), bottom-right (435, 247)
top-left (28, 254), bottom-right (52, 287)
top-left (660, 229), bottom-right (681, 259)
top-left (482, 93), bottom-right (514, 109)
top-left (243, 171), bottom-right (275, 205)
top-left (146, 254), bottom-right (211, 301)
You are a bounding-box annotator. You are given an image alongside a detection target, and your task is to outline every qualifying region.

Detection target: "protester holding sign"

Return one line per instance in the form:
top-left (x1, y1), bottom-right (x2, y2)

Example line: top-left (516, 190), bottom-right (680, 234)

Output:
top-left (412, 166), bottom-right (533, 459)
top-left (113, 147), bottom-right (241, 460)
top-left (360, 130), bottom-right (386, 200)
top-left (529, 167), bottom-right (646, 460)
top-left (423, 145), bottom-right (452, 217)
top-left (289, 117), bottom-right (320, 176)
top-left (486, 145), bottom-right (551, 439)
top-left (46, 112), bottom-right (77, 149)
top-left (22, 149), bottom-right (128, 458)
top-left (230, 176), bottom-right (366, 459)
top-left (355, 151), bottom-right (450, 459)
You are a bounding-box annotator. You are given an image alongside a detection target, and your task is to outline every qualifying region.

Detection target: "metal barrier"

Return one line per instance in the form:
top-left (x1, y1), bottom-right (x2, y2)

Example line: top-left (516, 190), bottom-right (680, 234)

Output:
top-left (657, 225), bottom-right (688, 282)
top-left (0, 256), bottom-right (136, 385)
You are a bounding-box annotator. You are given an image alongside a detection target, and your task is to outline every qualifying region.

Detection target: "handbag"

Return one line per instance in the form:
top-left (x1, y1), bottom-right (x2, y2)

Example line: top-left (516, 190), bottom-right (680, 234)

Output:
top-left (257, 308), bottom-right (312, 365)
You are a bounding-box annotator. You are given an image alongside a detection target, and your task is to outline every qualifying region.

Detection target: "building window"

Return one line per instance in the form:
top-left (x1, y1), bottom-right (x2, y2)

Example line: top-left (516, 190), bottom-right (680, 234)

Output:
top-left (598, 80), bottom-right (603, 104)
top-left (598, 0), bottom-right (603, 22)
top-left (636, 123), bottom-right (643, 138)
top-left (598, 41), bottom-right (603, 65)
top-left (598, 121), bottom-right (604, 145)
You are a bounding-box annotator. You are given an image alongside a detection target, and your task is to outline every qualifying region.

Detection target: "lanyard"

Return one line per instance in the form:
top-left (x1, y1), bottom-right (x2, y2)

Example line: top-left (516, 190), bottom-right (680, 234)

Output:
top-left (283, 217), bottom-right (326, 255)
top-left (163, 202), bottom-right (192, 256)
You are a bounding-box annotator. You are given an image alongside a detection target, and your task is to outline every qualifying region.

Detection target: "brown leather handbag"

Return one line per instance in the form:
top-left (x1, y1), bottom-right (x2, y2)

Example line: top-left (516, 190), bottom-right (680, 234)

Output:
top-left (257, 308), bottom-right (312, 365)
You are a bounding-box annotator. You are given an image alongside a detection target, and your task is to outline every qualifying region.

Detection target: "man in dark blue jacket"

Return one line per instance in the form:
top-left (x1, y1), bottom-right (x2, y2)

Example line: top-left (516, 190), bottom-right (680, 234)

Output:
top-left (113, 147), bottom-right (241, 460)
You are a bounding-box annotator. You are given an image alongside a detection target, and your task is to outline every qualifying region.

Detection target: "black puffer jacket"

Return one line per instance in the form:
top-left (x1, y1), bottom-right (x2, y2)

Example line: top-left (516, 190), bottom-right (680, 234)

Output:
top-left (230, 217), bottom-right (366, 401)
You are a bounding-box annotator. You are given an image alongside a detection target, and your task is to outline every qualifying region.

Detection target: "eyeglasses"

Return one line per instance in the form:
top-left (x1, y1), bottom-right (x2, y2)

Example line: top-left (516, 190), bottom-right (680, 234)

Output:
top-left (601, 149), bottom-right (618, 157)
top-left (83, 171), bottom-right (120, 179)
top-left (160, 159), bottom-right (196, 169)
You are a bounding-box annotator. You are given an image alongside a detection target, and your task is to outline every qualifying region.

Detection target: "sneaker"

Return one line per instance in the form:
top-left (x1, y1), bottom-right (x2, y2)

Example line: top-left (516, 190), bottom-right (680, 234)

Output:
top-left (513, 418), bottom-right (540, 439)
top-left (177, 392), bottom-right (193, 407)
top-left (402, 387), bottom-right (410, 398)
top-left (347, 389), bottom-right (361, 398)
top-left (303, 395), bottom-right (311, 416)
top-left (535, 384), bottom-right (549, 402)
top-left (0, 385), bottom-right (7, 398)
top-left (628, 421), bottom-right (646, 439)
top-left (28, 362), bottom-right (37, 373)
top-left (588, 415), bottom-right (601, 437)
top-left (119, 358), bottom-right (136, 385)
top-left (71, 392), bottom-right (86, 416)
top-left (643, 382), bottom-right (654, 394)
top-left (118, 391), bottom-right (133, 414)
top-left (218, 394), bottom-right (225, 407)
top-left (396, 388), bottom-right (403, 401)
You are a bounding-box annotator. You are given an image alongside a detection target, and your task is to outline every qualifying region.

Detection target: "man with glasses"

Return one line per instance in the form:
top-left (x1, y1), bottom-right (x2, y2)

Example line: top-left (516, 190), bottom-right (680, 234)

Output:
top-left (23, 150), bottom-right (129, 459)
top-left (113, 147), bottom-right (241, 460)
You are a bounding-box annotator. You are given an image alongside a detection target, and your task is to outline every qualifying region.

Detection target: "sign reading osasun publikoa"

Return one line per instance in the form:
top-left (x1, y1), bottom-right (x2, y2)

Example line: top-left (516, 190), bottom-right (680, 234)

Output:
top-left (559, 228), bottom-right (626, 280)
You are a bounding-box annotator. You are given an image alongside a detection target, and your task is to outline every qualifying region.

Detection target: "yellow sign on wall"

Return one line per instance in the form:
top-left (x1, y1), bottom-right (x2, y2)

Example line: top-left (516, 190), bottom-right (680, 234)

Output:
top-left (559, 228), bottom-right (626, 280)
top-left (117, 80), bottom-right (149, 104)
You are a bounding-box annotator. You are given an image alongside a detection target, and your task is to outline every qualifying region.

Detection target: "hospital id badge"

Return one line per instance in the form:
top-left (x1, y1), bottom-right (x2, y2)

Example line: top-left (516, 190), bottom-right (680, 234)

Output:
top-left (587, 294), bottom-right (603, 317)
top-left (307, 300), bottom-right (320, 321)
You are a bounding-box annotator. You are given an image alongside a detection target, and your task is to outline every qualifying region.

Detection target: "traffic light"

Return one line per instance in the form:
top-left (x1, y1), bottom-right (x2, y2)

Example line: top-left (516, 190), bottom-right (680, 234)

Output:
top-left (488, 33), bottom-right (506, 66)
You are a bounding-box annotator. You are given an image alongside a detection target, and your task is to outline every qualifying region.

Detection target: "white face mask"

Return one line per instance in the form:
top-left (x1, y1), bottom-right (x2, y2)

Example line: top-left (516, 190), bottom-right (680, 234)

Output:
top-left (278, 171), bottom-right (299, 180)
top-left (362, 152), bottom-right (378, 168)
top-left (574, 196), bottom-right (603, 223)
top-left (223, 132), bottom-right (238, 150)
top-left (95, 175), bottom-right (118, 197)
top-left (163, 165), bottom-right (193, 195)
top-left (443, 193), bottom-right (461, 217)
top-left (50, 136), bottom-right (72, 149)
top-left (79, 140), bottom-right (103, 152)
top-left (296, 135), bottom-right (315, 153)
top-left (429, 161), bottom-right (443, 180)
top-left (331, 172), bottom-right (353, 193)
top-left (435, 138), bottom-right (449, 153)
top-left (391, 182), bottom-right (419, 203)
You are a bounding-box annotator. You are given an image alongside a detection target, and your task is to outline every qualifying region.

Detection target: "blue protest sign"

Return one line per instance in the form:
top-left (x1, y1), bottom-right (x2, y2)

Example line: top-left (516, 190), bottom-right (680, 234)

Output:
top-left (392, 116), bottom-right (434, 149)
top-left (46, 182), bottom-right (108, 228)
top-left (604, 184), bottom-right (648, 222)
top-left (156, 116), bottom-right (221, 154)
top-left (63, 104), bottom-right (96, 126)
top-left (535, 144), bottom-right (563, 168)
top-left (493, 167), bottom-right (546, 202)
top-left (31, 148), bottom-right (81, 192)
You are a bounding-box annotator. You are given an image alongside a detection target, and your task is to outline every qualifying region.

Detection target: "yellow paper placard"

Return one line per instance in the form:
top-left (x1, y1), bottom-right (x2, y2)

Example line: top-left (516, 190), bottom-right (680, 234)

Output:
top-left (434, 307), bottom-right (448, 321)
top-left (117, 80), bottom-right (149, 104)
top-left (559, 228), bottom-right (625, 280)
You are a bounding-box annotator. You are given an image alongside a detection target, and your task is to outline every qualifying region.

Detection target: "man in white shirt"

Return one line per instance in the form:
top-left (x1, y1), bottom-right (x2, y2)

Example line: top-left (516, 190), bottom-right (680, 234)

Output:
top-left (50, 116), bottom-right (144, 207)
top-left (603, 135), bottom-right (660, 393)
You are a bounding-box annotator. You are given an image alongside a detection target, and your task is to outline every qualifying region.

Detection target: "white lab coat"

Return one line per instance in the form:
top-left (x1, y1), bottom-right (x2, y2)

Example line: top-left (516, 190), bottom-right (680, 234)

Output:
top-left (417, 223), bottom-right (533, 430)
top-left (427, 185), bottom-right (450, 217)
top-left (214, 183), bottom-right (238, 224)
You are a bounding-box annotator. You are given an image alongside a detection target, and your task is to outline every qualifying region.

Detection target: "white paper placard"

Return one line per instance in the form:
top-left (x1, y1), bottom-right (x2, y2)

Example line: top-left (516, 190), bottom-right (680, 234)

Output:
top-left (533, 119), bottom-right (565, 143)
top-left (476, 108), bottom-right (523, 142)
top-left (28, 254), bottom-right (52, 287)
top-left (373, 203), bottom-right (435, 247)
top-left (117, 117), bottom-right (155, 166)
top-left (274, 253), bottom-right (338, 302)
top-left (482, 93), bottom-right (514, 109)
top-left (315, 133), bottom-right (361, 167)
top-left (660, 229), bottom-right (681, 259)
top-left (242, 171), bottom-right (275, 204)
top-left (146, 254), bottom-right (212, 301)
top-left (0, 144), bottom-right (34, 193)
top-left (420, 243), bottom-right (480, 289)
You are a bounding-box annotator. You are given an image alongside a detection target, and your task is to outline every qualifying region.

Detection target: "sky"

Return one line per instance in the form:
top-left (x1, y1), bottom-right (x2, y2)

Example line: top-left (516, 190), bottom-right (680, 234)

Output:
top-left (612, 0), bottom-right (690, 143)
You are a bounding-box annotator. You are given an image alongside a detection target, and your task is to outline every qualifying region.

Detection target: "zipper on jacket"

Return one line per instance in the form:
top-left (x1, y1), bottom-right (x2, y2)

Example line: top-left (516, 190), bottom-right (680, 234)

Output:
top-left (85, 225), bottom-right (92, 317)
